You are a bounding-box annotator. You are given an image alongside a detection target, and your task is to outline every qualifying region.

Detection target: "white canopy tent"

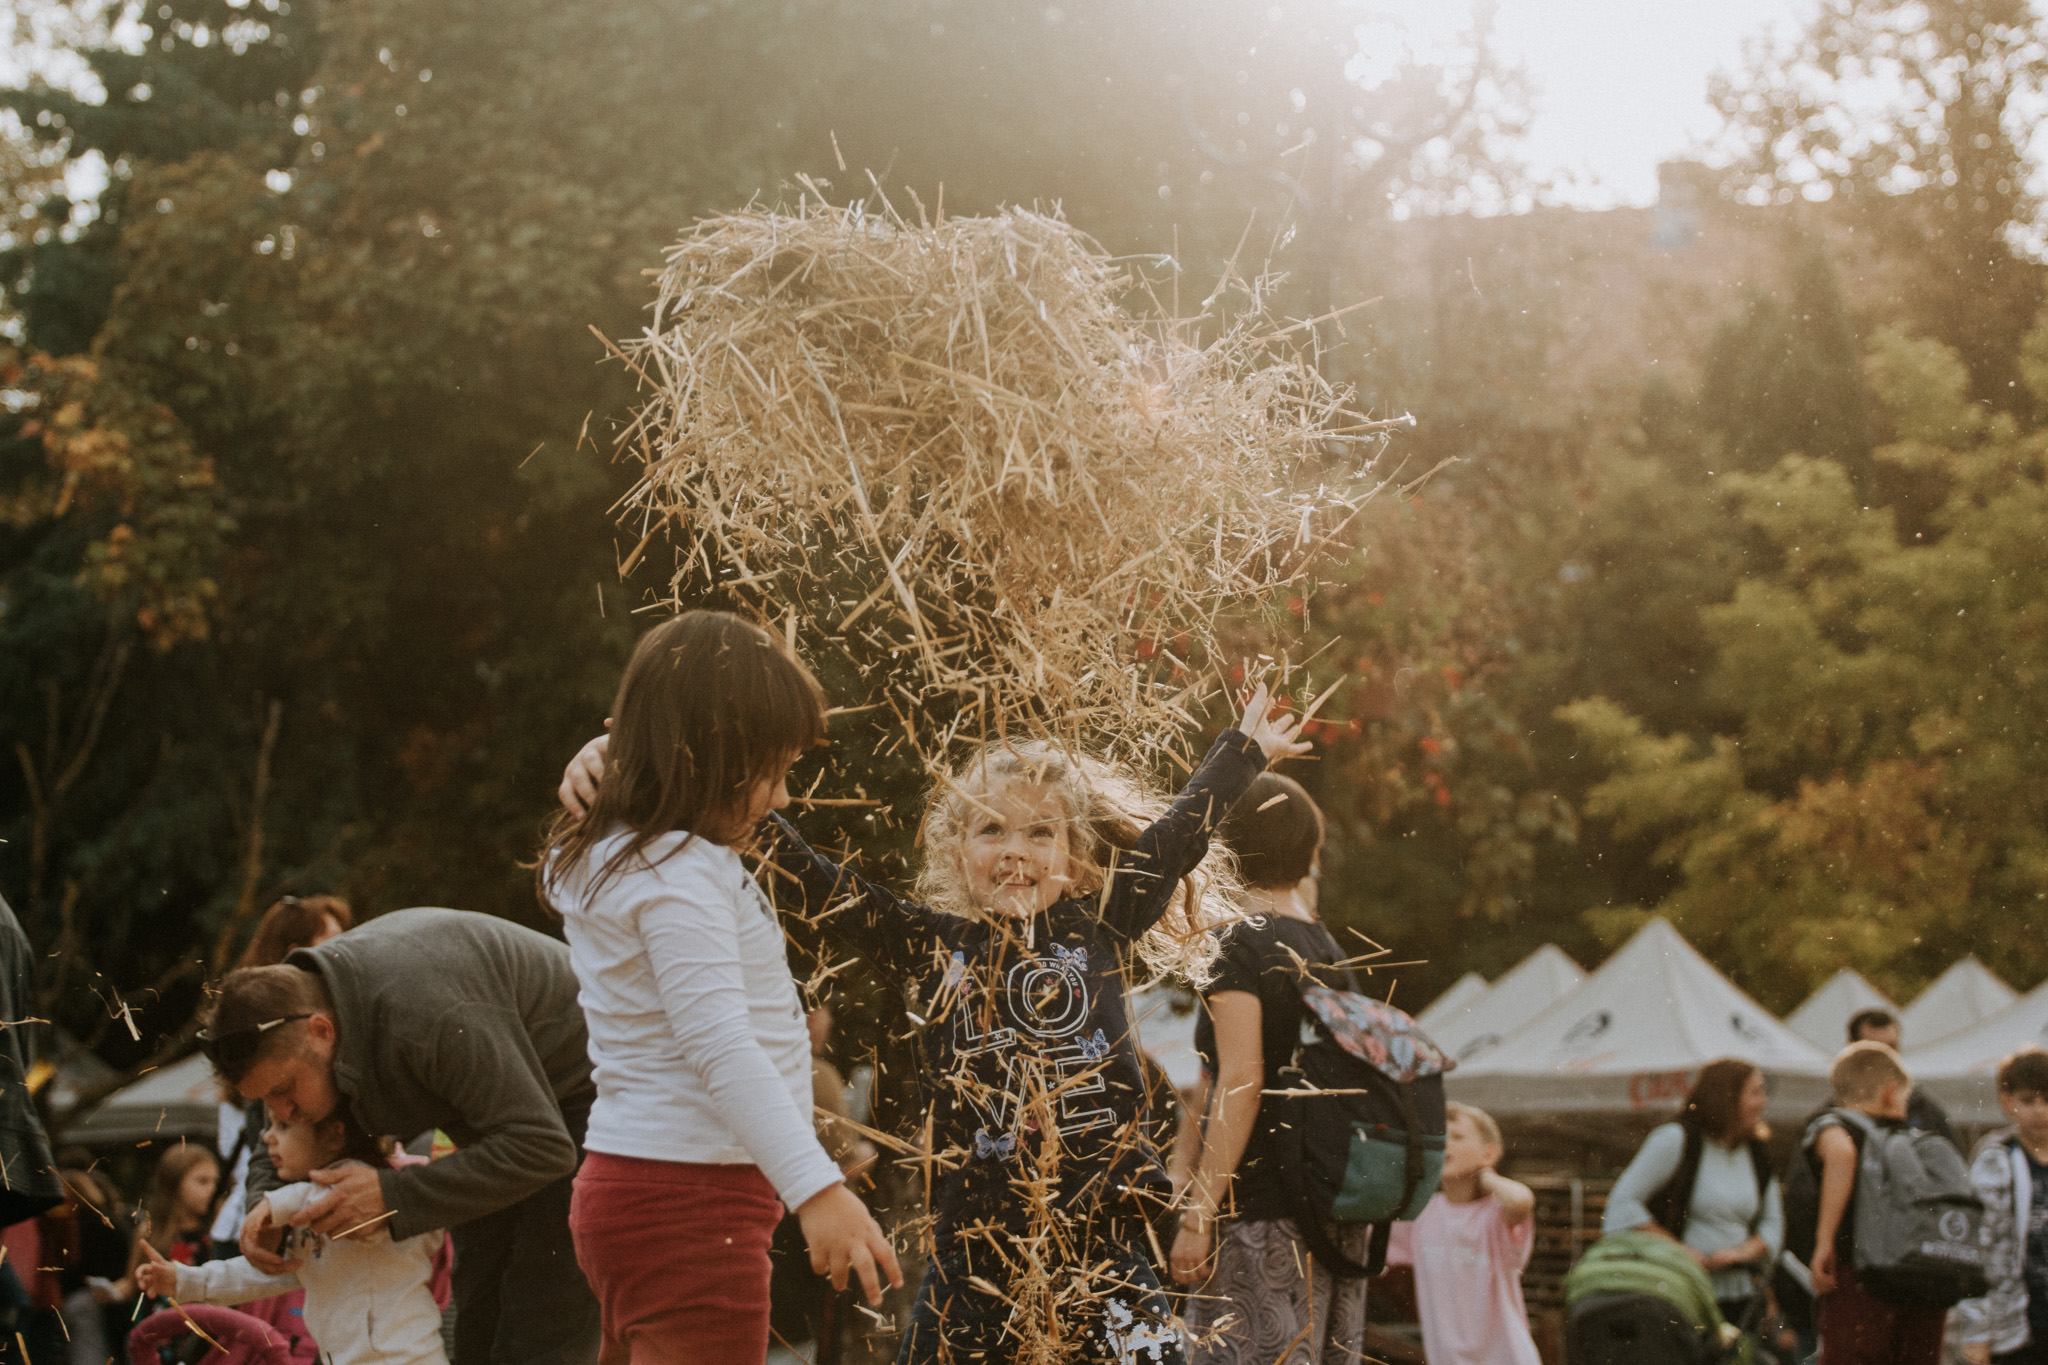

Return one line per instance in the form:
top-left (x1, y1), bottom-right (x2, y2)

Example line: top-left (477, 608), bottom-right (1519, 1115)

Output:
top-left (1414, 971), bottom-right (1489, 1035)
top-left (63, 1052), bottom-right (221, 1145)
top-left (1901, 956), bottom-right (2016, 1047)
top-left (1785, 968), bottom-right (1896, 1053)
top-left (1447, 918), bottom-right (1832, 1120)
top-left (1128, 980), bottom-right (1205, 1091)
top-left (1905, 976), bottom-right (2048, 1125)
top-left (1427, 945), bottom-right (1586, 1064)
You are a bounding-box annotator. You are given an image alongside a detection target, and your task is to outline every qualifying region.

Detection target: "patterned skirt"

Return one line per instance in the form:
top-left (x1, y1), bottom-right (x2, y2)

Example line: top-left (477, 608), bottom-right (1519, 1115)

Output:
top-left (1181, 1218), bottom-right (1368, 1365)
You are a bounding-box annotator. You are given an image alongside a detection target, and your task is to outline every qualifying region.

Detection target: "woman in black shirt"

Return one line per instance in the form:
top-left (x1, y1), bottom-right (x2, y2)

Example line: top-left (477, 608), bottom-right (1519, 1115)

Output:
top-left (1172, 772), bottom-right (1369, 1365)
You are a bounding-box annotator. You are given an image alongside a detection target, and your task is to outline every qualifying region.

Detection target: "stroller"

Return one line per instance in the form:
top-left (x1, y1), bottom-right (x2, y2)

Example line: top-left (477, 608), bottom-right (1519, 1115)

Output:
top-left (128, 1303), bottom-right (293, 1365)
top-left (1566, 1230), bottom-right (1757, 1365)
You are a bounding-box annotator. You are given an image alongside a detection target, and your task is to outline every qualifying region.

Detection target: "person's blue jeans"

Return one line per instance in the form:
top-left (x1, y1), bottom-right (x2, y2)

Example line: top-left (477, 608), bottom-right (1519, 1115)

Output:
top-left (897, 1237), bottom-right (1183, 1365)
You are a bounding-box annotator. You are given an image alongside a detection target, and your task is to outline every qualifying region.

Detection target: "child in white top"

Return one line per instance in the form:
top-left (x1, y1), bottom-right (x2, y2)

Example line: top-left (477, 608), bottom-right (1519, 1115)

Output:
top-left (137, 1115), bottom-right (445, 1365)
top-left (541, 610), bottom-right (899, 1364)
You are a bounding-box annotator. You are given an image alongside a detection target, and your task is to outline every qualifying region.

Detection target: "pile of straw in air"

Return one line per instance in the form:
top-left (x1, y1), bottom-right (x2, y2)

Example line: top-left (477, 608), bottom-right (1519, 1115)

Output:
top-left (609, 194), bottom-right (1389, 768)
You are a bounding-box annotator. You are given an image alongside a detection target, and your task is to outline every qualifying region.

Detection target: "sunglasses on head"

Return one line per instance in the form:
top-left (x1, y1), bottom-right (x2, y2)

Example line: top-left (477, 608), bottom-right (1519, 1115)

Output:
top-left (196, 1013), bottom-right (312, 1072)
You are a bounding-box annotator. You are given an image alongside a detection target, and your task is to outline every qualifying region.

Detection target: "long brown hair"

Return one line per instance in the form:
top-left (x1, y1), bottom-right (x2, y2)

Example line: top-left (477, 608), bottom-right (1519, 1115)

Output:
top-left (237, 895), bottom-right (354, 970)
top-left (540, 611), bottom-right (827, 904)
top-left (140, 1145), bottom-right (219, 1254)
top-left (1682, 1058), bottom-right (1762, 1145)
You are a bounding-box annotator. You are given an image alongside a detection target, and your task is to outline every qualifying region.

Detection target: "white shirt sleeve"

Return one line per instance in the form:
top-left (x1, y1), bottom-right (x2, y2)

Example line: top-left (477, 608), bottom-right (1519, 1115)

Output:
top-left (638, 885), bottom-right (844, 1210)
top-left (260, 1179), bottom-right (325, 1222)
top-left (172, 1256), bottom-right (302, 1306)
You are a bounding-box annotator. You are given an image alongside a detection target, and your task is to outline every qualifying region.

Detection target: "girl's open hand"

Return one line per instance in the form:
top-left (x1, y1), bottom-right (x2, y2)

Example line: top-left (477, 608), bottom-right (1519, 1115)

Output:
top-left (796, 1183), bottom-right (904, 1306)
top-left (1238, 681), bottom-right (1312, 765)
top-left (134, 1242), bottom-right (178, 1298)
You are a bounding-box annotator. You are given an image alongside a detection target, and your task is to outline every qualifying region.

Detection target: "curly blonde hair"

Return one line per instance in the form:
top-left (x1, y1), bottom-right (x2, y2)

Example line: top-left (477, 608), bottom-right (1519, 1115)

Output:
top-left (915, 740), bottom-right (1242, 986)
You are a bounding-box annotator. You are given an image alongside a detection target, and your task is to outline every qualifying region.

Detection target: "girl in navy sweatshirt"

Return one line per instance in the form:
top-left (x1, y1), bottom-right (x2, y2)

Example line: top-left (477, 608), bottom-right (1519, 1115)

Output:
top-left (766, 685), bottom-right (1307, 1365)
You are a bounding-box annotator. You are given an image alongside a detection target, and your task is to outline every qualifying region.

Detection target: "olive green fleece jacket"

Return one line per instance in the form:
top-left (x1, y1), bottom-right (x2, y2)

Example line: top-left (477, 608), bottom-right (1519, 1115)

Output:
top-left (245, 907), bottom-right (594, 1240)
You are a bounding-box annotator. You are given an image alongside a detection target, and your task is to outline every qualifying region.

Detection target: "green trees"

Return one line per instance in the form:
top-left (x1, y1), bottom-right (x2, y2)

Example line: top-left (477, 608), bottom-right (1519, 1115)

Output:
top-left (1563, 325), bottom-right (2048, 1006)
top-left (1710, 0), bottom-right (2047, 402)
top-left (3, 0), bottom-right (2046, 1063)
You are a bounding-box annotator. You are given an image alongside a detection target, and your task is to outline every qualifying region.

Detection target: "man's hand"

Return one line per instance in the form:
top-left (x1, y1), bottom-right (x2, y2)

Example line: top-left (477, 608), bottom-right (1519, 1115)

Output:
top-left (238, 1201), bottom-right (298, 1274)
top-left (1810, 1243), bottom-right (1837, 1296)
top-left (795, 1183), bottom-right (903, 1306)
top-left (558, 732), bottom-right (609, 816)
top-left (297, 1163), bottom-right (393, 1241)
top-left (1169, 1220), bottom-right (1214, 1286)
top-left (133, 1243), bottom-right (179, 1299)
top-left (1236, 681), bottom-right (1313, 766)
top-left (1960, 1344), bottom-right (1993, 1365)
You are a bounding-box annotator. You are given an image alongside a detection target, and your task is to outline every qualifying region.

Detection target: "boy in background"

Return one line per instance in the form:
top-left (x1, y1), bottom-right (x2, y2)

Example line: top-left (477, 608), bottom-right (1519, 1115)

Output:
top-left (1387, 1101), bottom-right (1540, 1365)
top-left (1957, 1046), bottom-right (2048, 1365)
top-left (1808, 1041), bottom-right (1945, 1365)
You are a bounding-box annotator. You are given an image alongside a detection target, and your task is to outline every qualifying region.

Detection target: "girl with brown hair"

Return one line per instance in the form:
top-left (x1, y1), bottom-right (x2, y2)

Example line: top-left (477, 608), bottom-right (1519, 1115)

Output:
top-left (129, 1144), bottom-right (222, 1319)
top-left (542, 610), bottom-right (899, 1365)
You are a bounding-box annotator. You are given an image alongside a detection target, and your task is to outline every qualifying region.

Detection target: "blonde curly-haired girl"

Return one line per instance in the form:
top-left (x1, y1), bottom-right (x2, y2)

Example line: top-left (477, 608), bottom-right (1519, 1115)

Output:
top-left (768, 685), bottom-right (1308, 1365)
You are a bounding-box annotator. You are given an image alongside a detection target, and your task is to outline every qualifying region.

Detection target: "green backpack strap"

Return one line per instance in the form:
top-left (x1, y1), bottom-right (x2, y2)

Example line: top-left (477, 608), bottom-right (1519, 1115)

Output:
top-left (1395, 1079), bottom-right (1427, 1221)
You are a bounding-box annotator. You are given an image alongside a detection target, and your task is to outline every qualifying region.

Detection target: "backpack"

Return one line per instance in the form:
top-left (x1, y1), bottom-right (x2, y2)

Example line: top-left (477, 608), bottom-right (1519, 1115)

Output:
top-left (1806, 1108), bottom-right (1990, 1308)
top-left (1272, 980), bottom-right (1451, 1279)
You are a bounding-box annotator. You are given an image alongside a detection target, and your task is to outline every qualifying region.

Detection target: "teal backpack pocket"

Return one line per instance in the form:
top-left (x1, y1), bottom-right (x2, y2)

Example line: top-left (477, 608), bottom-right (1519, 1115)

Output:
top-left (1331, 1124), bottom-right (1447, 1223)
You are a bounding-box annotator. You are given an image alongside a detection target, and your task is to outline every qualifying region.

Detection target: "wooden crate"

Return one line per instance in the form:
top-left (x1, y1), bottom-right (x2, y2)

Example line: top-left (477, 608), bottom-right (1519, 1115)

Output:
top-left (1522, 1174), bottom-right (1613, 1314)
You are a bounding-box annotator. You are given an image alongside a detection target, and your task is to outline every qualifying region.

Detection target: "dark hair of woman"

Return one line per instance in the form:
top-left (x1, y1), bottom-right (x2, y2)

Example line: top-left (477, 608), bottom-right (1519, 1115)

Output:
top-left (539, 610), bottom-right (827, 905)
top-left (1217, 772), bottom-right (1324, 890)
top-left (1682, 1057), bottom-right (1761, 1145)
top-left (237, 895), bottom-right (355, 971)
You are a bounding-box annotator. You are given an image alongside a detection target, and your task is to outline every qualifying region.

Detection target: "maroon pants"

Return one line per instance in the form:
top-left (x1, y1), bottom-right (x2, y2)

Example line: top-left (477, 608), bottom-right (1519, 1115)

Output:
top-left (570, 1151), bottom-right (784, 1365)
top-left (1817, 1262), bottom-right (1946, 1365)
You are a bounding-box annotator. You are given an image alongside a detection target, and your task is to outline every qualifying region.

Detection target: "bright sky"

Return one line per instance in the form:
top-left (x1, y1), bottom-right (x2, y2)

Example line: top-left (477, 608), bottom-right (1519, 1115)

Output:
top-left (9, 0), bottom-right (1822, 213)
top-left (1489, 0), bottom-right (1813, 205)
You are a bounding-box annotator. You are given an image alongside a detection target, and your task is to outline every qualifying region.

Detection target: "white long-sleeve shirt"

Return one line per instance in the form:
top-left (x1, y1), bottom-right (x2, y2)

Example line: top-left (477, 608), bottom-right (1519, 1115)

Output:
top-left (551, 829), bottom-right (843, 1211)
top-left (170, 1167), bottom-right (446, 1365)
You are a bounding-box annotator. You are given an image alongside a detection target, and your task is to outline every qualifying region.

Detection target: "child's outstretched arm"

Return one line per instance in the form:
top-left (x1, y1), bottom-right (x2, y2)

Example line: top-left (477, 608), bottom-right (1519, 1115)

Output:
top-left (763, 813), bottom-right (941, 983)
top-left (135, 1240), bottom-right (300, 1306)
top-left (1104, 682), bottom-right (1310, 940)
top-left (560, 731), bottom-right (608, 817)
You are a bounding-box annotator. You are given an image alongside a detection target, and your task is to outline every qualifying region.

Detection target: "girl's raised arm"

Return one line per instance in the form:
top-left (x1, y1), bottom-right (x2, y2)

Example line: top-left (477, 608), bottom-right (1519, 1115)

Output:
top-left (763, 813), bottom-right (940, 985)
top-left (1105, 682), bottom-right (1309, 941)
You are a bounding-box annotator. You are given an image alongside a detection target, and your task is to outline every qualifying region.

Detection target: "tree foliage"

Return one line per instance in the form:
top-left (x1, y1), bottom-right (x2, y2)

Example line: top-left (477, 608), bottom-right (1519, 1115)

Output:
top-left (2, 0), bottom-right (2046, 1072)
top-left (1709, 0), bottom-right (2047, 401)
top-left (1563, 324), bottom-right (2048, 1007)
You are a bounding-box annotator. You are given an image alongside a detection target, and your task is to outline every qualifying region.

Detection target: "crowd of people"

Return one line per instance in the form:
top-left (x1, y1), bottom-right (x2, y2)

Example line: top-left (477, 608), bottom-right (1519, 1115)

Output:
top-left (4, 608), bottom-right (2047, 1365)
top-left (1587, 1012), bottom-right (2048, 1365)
